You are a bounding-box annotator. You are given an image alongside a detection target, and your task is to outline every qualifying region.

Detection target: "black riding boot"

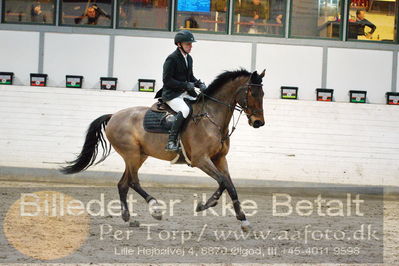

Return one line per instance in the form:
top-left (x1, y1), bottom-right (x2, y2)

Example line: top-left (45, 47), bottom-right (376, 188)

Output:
top-left (165, 112), bottom-right (185, 151)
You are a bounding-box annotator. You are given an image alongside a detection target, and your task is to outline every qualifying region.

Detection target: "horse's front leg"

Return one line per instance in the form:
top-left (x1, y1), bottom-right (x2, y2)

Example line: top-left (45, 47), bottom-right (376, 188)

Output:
top-left (196, 156), bottom-right (229, 212)
top-left (196, 183), bottom-right (225, 212)
top-left (193, 157), bottom-right (251, 232)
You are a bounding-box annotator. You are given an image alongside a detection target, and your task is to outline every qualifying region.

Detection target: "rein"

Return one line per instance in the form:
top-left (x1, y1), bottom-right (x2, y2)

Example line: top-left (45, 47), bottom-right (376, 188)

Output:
top-left (192, 82), bottom-right (263, 143)
top-left (203, 94), bottom-right (243, 112)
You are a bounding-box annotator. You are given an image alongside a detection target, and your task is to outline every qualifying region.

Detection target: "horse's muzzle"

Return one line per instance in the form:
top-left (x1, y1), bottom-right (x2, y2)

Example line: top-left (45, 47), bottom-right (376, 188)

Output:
top-left (248, 116), bottom-right (265, 128)
top-left (253, 120), bottom-right (265, 128)
top-left (247, 113), bottom-right (265, 128)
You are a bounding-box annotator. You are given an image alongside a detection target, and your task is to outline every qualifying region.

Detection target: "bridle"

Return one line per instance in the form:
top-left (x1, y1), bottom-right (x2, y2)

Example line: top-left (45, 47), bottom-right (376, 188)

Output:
top-left (192, 81), bottom-right (264, 142)
top-left (202, 82), bottom-right (263, 112)
top-left (235, 83), bottom-right (264, 119)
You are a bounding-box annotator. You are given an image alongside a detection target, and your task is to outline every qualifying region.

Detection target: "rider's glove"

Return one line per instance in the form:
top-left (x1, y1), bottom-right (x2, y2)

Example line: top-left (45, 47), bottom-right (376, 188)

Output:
top-left (186, 82), bottom-right (197, 97)
top-left (186, 82), bottom-right (195, 90)
top-left (199, 83), bottom-right (207, 92)
top-left (195, 80), bottom-right (207, 92)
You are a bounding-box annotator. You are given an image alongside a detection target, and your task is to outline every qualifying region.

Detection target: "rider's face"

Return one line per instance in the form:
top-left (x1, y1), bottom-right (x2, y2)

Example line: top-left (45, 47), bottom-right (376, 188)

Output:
top-left (179, 42), bottom-right (192, 53)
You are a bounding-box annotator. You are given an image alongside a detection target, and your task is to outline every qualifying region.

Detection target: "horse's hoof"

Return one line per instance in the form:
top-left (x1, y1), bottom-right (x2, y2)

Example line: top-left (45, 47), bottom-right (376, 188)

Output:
top-left (196, 202), bottom-right (206, 212)
top-left (241, 220), bottom-right (252, 232)
top-left (122, 210), bottom-right (130, 222)
top-left (196, 200), bottom-right (218, 212)
top-left (208, 200), bottom-right (218, 208)
top-left (151, 210), bottom-right (163, 220)
top-left (129, 220), bottom-right (140, 227)
top-left (149, 200), bottom-right (163, 220)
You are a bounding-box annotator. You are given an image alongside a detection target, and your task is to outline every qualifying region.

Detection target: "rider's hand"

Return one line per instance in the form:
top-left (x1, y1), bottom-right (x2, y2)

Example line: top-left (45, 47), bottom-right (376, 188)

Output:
top-left (186, 82), bottom-right (197, 97)
top-left (199, 83), bottom-right (207, 92)
top-left (194, 80), bottom-right (207, 92)
top-left (186, 82), bottom-right (195, 90)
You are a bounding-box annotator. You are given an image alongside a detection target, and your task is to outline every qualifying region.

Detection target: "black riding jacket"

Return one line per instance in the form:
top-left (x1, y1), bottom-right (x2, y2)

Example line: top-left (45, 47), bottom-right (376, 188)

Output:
top-left (155, 48), bottom-right (198, 101)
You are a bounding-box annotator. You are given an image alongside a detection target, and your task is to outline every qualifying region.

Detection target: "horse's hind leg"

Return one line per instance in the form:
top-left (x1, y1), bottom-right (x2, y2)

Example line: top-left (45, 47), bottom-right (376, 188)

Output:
top-left (126, 155), bottom-right (163, 221)
top-left (117, 152), bottom-right (146, 222)
top-left (118, 170), bottom-right (131, 222)
top-left (129, 181), bottom-right (163, 221)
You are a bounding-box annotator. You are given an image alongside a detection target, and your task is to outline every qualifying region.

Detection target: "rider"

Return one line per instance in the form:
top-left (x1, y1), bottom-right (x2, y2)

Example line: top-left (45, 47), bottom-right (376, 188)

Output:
top-left (157, 30), bottom-right (207, 151)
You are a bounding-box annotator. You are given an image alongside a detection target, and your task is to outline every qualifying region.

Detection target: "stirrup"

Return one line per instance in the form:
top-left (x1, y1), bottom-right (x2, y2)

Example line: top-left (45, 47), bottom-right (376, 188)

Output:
top-left (165, 140), bottom-right (180, 151)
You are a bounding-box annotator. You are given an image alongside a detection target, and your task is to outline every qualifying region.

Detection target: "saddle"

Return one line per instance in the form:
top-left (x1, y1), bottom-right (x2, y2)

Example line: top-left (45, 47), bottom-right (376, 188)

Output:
top-left (150, 100), bottom-right (177, 115)
top-left (143, 99), bottom-right (194, 134)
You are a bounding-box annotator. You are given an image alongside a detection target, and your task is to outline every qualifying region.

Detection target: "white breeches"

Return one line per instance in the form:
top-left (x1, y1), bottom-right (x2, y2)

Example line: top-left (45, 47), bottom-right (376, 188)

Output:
top-left (166, 92), bottom-right (196, 118)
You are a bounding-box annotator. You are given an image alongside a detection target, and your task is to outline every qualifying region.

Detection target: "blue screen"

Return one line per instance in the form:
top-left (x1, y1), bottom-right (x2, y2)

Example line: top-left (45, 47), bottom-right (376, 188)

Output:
top-left (177, 0), bottom-right (210, 13)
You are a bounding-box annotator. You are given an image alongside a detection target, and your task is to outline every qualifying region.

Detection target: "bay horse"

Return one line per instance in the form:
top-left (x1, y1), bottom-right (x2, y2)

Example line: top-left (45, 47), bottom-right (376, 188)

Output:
top-left (61, 69), bottom-right (265, 231)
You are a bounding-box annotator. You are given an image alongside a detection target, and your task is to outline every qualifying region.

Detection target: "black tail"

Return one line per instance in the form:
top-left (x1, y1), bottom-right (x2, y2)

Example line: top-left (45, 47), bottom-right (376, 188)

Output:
top-left (60, 114), bottom-right (112, 174)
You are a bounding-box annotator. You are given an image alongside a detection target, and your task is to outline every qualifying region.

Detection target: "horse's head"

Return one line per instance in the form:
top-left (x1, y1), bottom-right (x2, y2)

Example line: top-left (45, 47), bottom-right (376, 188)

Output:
top-left (236, 69), bottom-right (266, 128)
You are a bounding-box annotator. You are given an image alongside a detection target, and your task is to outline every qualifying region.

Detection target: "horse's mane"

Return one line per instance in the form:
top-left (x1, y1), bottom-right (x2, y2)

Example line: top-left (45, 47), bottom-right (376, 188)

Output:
top-left (205, 69), bottom-right (251, 96)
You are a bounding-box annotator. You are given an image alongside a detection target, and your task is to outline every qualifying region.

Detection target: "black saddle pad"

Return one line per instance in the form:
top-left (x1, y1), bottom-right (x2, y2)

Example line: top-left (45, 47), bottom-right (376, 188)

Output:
top-left (143, 110), bottom-right (173, 134)
top-left (143, 98), bottom-right (195, 134)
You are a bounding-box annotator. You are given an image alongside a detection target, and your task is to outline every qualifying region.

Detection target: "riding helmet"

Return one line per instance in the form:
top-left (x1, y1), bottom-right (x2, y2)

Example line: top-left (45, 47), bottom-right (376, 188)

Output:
top-left (174, 30), bottom-right (196, 45)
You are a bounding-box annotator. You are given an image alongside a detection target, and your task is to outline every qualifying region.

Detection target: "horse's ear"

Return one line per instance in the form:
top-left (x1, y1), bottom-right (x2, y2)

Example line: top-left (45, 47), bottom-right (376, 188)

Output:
top-left (260, 69), bottom-right (266, 78)
top-left (250, 71), bottom-right (258, 82)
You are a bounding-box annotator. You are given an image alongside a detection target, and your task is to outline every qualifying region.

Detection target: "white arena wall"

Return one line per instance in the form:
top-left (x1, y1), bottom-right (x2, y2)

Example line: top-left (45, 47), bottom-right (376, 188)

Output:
top-left (326, 48), bottom-right (393, 104)
top-left (43, 33), bottom-right (110, 89)
top-left (0, 30), bottom-right (397, 104)
top-left (0, 31), bottom-right (40, 86)
top-left (0, 85), bottom-right (398, 188)
top-left (256, 44), bottom-right (323, 100)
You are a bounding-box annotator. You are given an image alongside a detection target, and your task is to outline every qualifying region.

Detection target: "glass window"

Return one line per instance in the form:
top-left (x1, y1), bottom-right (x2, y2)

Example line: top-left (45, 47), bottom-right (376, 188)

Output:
top-left (60, 0), bottom-right (112, 27)
top-left (2, 0), bottom-right (55, 24)
top-left (290, 0), bottom-right (342, 39)
top-left (347, 0), bottom-right (397, 41)
top-left (233, 0), bottom-right (286, 36)
top-left (175, 0), bottom-right (229, 33)
top-left (118, 0), bottom-right (170, 30)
